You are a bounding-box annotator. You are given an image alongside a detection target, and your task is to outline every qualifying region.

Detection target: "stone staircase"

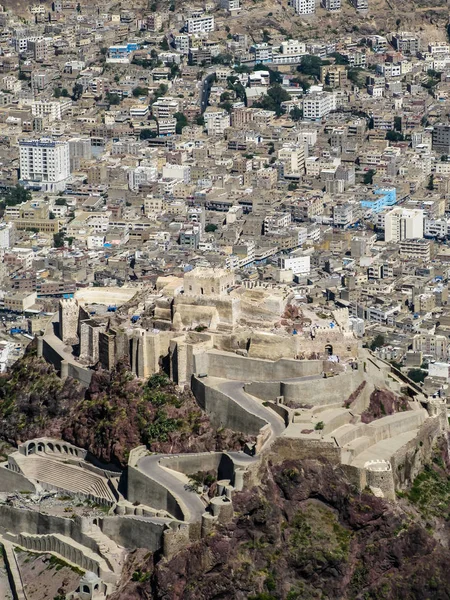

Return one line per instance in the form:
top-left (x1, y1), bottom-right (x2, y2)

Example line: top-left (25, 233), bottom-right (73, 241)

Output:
top-left (13, 456), bottom-right (116, 504)
top-left (13, 532), bottom-right (118, 585)
top-left (85, 523), bottom-right (126, 574)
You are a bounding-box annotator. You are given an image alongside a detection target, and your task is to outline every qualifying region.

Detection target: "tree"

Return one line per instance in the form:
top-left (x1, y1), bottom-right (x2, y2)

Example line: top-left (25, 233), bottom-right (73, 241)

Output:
top-left (212, 53), bottom-right (233, 65)
top-left (160, 37), bottom-right (169, 51)
top-left (290, 106), bottom-right (303, 121)
top-left (53, 232), bottom-right (65, 247)
top-left (61, 88), bottom-right (69, 97)
top-left (53, 87), bottom-right (61, 98)
top-left (140, 128), bottom-right (157, 140)
top-left (386, 130), bottom-right (404, 142)
top-left (196, 115), bottom-right (205, 126)
top-left (169, 63), bottom-right (180, 79)
top-left (363, 169), bottom-right (375, 185)
top-left (205, 224), bottom-right (218, 232)
top-left (2, 184), bottom-right (31, 207)
top-left (427, 174), bottom-right (434, 190)
top-left (153, 83), bottom-right (168, 100)
top-left (394, 116), bottom-right (402, 132)
top-left (173, 112), bottom-right (188, 134)
top-left (72, 83), bottom-right (83, 101)
top-left (328, 52), bottom-right (349, 65)
top-left (347, 67), bottom-right (365, 87)
top-left (132, 86), bottom-right (148, 97)
top-left (407, 368), bottom-right (427, 384)
top-left (252, 84), bottom-right (290, 116)
top-left (370, 334), bottom-right (385, 350)
top-left (105, 92), bottom-right (120, 105)
top-left (297, 55), bottom-right (322, 78)
top-left (288, 182), bottom-right (298, 191)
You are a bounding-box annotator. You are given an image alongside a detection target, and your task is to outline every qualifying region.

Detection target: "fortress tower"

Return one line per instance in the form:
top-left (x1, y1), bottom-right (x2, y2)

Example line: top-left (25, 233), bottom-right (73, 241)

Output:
top-left (59, 298), bottom-right (79, 345)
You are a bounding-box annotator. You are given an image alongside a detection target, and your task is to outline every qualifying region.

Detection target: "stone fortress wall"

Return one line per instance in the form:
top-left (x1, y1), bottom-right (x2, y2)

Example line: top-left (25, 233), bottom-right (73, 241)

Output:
top-left (14, 268), bottom-right (449, 597)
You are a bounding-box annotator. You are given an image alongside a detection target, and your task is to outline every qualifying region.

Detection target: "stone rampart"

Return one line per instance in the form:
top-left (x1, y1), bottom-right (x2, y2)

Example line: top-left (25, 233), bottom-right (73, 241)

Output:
top-left (99, 516), bottom-right (166, 552)
top-left (17, 533), bottom-right (103, 577)
top-left (390, 417), bottom-right (443, 489)
top-left (192, 378), bottom-right (266, 435)
top-left (364, 460), bottom-right (396, 500)
top-left (158, 452), bottom-right (235, 482)
top-left (281, 371), bottom-right (365, 406)
top-left (0, 466), bottom-right (36, 493)
top-left (194, 350), bottom-right (323, 382)
top-left (126, 466), bottom-right (185, 521)
top-left (267, 437), bottom-right (342, 465)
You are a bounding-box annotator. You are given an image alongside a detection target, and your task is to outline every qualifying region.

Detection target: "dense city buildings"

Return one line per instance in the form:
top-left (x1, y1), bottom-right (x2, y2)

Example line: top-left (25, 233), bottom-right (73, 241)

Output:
top-left (1, 0), bottom-right (450, 598)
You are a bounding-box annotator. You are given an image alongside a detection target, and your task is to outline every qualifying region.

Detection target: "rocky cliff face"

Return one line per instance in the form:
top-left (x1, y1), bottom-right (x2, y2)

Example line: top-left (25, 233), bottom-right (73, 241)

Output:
top-left (0, 350), bottom-right (249, 468)
top-left (110, 446), bottom-right (450, 600)
top-left (63, 363), bottom-right (248, 467)
top-left (0, 350), bottom-right (82, 445)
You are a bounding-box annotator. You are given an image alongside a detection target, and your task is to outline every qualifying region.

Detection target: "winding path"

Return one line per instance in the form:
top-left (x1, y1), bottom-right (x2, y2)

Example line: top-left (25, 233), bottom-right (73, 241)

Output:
top-left (136, 379), bottom-right (287, 523)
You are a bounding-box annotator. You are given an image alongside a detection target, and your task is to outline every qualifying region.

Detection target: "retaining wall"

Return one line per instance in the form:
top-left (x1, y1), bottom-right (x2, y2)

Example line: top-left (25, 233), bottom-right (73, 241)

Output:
top-left (158, 453), bottom-right (235, 482)
top-left (126, 466), bottom-right (185, 521)
top-left (192, 378), bottom-right (266, 435)
top-left (196, 351), bottom-right (323, 381)
top-left (281, 371), bottom-right (366, 406)
top-left (0, 467), bottom-right (36, 493)
top-left (99, 517), bottom-right (166, 552)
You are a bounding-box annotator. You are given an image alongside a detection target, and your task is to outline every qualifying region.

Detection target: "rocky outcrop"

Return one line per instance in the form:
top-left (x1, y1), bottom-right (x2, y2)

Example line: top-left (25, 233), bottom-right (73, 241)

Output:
top-left (0, 349), bottom-right (82, 445)
top-left (110, 451), bottom-right (450, 600)
top-left (361, 388), bottom-right (410, 424)
top-left (0, 352), bottom-right (249, 469)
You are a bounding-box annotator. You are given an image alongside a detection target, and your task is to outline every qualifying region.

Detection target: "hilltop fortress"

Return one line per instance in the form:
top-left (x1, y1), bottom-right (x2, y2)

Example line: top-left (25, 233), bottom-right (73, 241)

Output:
top-left (0, 267), bottom-right (446, 598)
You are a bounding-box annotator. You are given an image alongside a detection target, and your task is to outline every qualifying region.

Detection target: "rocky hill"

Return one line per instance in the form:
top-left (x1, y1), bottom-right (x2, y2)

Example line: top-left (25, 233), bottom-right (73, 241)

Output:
top-left (110, 440), bottom-right (450, 600)
top-left (0, 349), bottom-right (248, 468)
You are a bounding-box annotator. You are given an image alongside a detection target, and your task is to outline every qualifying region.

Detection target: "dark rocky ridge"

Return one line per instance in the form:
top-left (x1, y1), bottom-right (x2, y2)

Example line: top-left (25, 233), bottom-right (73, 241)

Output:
top-left (0, 350), bottom-right (249, 468)
top-left (110, 444), bottom-right (450, 600)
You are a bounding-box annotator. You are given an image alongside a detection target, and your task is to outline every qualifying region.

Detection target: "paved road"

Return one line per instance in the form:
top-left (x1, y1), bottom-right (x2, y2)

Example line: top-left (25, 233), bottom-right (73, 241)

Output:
top-left (216, 380), bottom-right (286, 441)
top-left (136, 380), bottom-right (287, 523)
top-left (138, 454), bottom-right (206, 523)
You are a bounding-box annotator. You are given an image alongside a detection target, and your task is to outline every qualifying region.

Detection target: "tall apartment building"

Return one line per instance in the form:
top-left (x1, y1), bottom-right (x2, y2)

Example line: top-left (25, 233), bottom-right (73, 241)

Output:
top-left (303, 91), bottom-right (336, 120)
top-left (186, 15), bottom-right (214, 34)
top-left (19, 137), bottom-right (70, 192)
top-left (278, 144), bottom-right (306, 177)
top-left (351, 0), bottom-right (368, 9)
top-left (384, 207), bottom-right (424, 242)
top-left (391, 32), bottom-right (420, 54)
top-left (321, 0), bottom-right (341, 10)
top-left (432, 124), bottom-right (450, 155)
top-left (292, 0), bottom-right (315, 14)
top-left (30, 99), bottom-right (72, 121)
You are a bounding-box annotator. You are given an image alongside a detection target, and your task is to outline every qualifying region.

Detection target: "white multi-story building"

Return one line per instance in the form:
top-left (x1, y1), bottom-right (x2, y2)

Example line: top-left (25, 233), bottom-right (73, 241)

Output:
top-left (19, 137), bottom-right (70, 192)
top-left (186, 15), bottom-right (215, 34)
top-left (0, 223), bottom-right (15, 249)
top-left (303, 91), bottom-right (336, 120)
top-left (384, 207), bottom-right (424, 243)
top-left (252, 43), bottom-right (272, 63)
top-left (30, 99), bottom-right (72, 121)
top-left (279, 253), bottom-right (311, 276)
top-left (278, 144), bottom-right (306, 177)
top-left (220, 0), bottom-right (240, 11)
top-left (128, 166), bottom-right (158, 192)
top-left (157, 119), bottom-right (177, 136)
top-left (293, 0), bottom-right (315, 14)
top-left (173, 34), bottom-right (190, 54)
top-left (162, 164), bottom-right (191, 184)
top-left (322, 0), bottom-right (341, 10)
top-left (152, 97), bottom-right (180, 120)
